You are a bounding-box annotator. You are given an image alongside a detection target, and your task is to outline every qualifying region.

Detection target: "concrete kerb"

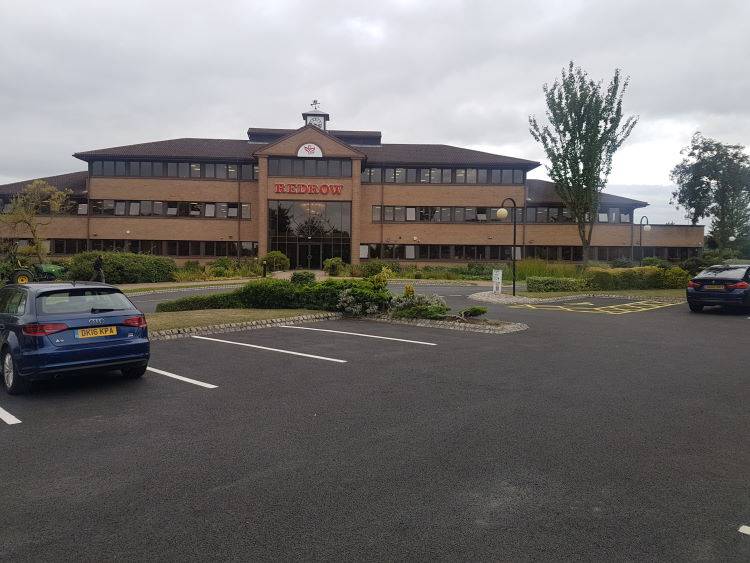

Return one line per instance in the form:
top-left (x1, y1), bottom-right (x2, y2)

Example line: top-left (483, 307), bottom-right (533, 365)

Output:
top-left (368, 316), bottom-right (529, 335)
top-left (469, 290), bottom-right (685, 305)
top-left (149, 312), bottom-right (342, 341)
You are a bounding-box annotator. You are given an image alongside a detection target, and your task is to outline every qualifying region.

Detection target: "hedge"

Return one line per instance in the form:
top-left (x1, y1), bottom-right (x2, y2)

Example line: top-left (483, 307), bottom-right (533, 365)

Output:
top-left (67, 252), bottom-right (176, 284)
top-left (526, 276), bottom-right (587, 292)
top-left (583, 266), bottom-right (690, 290)
top-left (156, 278), bottom-right (391, 313)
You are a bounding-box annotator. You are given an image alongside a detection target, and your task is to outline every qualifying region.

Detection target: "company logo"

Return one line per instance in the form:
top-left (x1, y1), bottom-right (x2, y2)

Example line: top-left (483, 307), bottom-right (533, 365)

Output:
top-left (89, 318), bottom-right (105, 325)
top-left (274, 183), bottom-right (343, 195)
top-left (296, 143), bottom-right (323, 158)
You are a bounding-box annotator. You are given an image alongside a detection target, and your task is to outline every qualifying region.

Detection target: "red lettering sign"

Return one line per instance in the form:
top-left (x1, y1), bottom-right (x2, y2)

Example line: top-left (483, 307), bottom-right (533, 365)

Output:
top-left (271, 184), bottom-right (344, 197)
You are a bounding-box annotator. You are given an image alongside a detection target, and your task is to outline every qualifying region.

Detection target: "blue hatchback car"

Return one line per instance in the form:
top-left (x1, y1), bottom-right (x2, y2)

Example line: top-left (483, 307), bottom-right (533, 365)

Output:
top-left (0, 282), bottom-right (150, 394)
top-left (686, 264), bottom-right (750, 312)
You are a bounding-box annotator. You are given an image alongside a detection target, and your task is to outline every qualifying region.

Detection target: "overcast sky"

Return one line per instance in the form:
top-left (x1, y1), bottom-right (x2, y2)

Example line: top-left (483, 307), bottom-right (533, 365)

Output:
top-left (1, 0), bottom-right (748, 224)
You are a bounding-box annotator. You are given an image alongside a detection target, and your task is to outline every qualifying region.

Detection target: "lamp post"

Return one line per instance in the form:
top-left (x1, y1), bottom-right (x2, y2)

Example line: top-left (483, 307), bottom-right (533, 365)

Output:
top-left (638, 216), bottom-right (651, 262)
top-left (496, 197), bottom-right (518, 296)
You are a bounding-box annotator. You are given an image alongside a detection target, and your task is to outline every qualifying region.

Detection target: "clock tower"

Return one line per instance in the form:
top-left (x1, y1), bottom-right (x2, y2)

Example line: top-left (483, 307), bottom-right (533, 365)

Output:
top-left (302, 99), bottom-right (329, 131)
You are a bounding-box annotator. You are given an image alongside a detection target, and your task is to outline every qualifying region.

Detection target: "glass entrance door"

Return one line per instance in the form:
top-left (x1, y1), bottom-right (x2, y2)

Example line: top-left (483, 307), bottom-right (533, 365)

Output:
top-left (298, 243), bottom-right (322, 269)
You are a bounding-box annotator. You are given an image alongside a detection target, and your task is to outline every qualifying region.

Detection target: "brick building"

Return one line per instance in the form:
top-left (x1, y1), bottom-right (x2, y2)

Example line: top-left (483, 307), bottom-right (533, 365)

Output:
top-left (0, 109), bottom-right (703, 267)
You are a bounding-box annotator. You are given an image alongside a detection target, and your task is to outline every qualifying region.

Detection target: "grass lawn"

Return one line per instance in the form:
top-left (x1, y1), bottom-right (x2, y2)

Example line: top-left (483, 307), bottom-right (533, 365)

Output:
top-left (145, 308), bottom-right (319, 331)
top-left (519, 288), bottom-right (686, 300)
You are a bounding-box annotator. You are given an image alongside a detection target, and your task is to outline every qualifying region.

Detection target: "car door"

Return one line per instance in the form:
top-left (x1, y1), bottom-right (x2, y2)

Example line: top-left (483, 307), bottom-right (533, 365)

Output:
top-left (3, 290), bottom-right (28, 345)
top-left (0, 288), bottom-right (15, 349)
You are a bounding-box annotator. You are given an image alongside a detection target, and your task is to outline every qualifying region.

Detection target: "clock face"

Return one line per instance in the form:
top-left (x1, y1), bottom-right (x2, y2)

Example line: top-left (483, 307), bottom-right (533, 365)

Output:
top-left (308, 116), bottom-right (324, 128)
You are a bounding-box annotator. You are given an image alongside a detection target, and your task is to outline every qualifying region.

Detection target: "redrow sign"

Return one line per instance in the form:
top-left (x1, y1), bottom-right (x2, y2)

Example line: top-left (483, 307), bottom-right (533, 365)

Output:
top-left (274, 183), bottom-right (344, 195)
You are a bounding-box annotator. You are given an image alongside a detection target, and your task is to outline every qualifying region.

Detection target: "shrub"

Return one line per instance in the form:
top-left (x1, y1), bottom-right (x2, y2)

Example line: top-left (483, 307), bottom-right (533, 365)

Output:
top-left (323, 257), bottom-right (346, 276)
top-left (526, 276), bottom-right (587, 292)
top-left (370, 267), bottom-right (395, 290)
top-left (583, 266), bottom-right (676, 290)
top-left (610, 257), bottom-right (636, 268)
top-left (641, 257), bottom-right (672, 269)
top-left (390, 293), bottom-right (450, 319)
top-left (403, 284), bottom-right (415, 297)
top-left (458, 306), bottom-right (487, 318)
top-left (290, 271), bottom-right (316, 285)
top-left (262, 251), bottom-right (290, 272)
top-left (360, 260), bottom-right (401, 277)
top-left (67, 252), bottom-right (176, 284)
top-left (662, 267), bottom-right (691, 288)
top-left (155, 292), bottom-right (242, 312)
top-left (337, 287), bottom-right (389, 316)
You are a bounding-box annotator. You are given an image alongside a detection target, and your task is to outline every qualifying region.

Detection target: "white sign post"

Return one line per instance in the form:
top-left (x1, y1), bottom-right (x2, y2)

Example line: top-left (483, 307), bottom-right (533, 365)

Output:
top-left (492, 269), bottom-right (503, 294)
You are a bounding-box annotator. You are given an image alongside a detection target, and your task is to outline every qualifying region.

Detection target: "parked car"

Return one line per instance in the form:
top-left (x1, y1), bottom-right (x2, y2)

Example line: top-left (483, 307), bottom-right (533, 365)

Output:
top-left (686, 264), bottom-right (750, 312)
top-left (0, 282), bottom-right (149, 394)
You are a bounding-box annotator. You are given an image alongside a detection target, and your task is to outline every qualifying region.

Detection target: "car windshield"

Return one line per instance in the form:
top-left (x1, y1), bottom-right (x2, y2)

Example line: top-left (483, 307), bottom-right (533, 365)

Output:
top-left (37, 289), bottom-right (134, 315)
top-left (696, 266), bottom-right (749, 280)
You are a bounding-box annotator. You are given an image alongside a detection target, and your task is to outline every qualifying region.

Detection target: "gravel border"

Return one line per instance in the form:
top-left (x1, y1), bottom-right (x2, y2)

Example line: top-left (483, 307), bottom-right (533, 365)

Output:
top-left (469, 291), bottom-right (685, 305)
top-left (149, 312), bottom-right (342, 341)
top-left (368, 316), bottom-right (528, 335)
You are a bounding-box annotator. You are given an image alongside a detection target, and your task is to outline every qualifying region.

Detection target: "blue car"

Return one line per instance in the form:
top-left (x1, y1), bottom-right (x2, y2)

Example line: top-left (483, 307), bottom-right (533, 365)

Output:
top-left (686, 264), bottom-right (750, 312)
top-left (1, 282), bottom-right (150, 394)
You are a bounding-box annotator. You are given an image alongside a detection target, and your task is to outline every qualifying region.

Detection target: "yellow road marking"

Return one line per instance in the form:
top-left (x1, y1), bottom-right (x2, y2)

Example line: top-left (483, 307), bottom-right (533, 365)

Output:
top-left (510, 300), bottom-right (683, 315)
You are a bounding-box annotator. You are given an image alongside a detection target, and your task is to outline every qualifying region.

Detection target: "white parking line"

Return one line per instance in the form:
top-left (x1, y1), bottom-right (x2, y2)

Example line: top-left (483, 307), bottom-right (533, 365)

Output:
top-left (740, 525), bottom-right (750, 536)
top-left (191, 335), bottom-right (347, 363)
top-left (278, 325), bottom-right (437, 346)
top-left (0, 405), bottom-right (22, 425)
top-left (146, 367), bottom-right (218, 389)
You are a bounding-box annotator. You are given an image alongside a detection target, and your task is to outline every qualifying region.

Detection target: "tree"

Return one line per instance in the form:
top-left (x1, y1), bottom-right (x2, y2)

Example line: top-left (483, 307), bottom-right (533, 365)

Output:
top-left (0, 180), bottom-right (70, 263)
top-left (529, 62), bottom-right (638, 265)
top-left (670, 133), bottom-right (750, 249)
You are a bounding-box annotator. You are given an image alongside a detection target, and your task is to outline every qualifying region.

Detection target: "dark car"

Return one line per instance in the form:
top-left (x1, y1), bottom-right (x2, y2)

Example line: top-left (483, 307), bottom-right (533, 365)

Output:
top-left (686, 264), bottom-right (750, 312)
top-left (0, 282), bottom-right (149, 394)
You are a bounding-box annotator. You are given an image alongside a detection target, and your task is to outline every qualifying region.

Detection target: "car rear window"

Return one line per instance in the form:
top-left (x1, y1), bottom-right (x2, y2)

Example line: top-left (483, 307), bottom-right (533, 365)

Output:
top-left (37, 289), bottom-right (135, 315)
top-left (696, 266), bottom-right (749, 280)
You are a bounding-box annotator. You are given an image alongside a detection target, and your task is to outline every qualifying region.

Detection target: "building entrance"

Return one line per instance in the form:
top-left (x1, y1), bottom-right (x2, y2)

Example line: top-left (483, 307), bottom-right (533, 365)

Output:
top-left (297, 243), bottom-right (322, 269)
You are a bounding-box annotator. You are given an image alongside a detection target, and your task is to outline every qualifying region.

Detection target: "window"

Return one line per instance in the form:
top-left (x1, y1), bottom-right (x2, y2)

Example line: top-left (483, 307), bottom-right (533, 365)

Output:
top-left (608, 208), bottom-right (620, 223)
top-left (406, 207), bottom-right (416, 221)
top-left (129, 162), bottom-right (140, 176)
top-left (204, 163), bottom-right (215, 178)
top-left (420, 168), bottom-right (430, 183)
top-left (361, 168), bottom-right (371, 182)
top-left (227, 203), bottom-right (239, 218)
top-left (103, 161), bottom-right (115, 176)
top-left (140, 201), bottom-right (152, 216)
top-left (241, 204), bottom-right (250, 219)
top-left (178, 163), bottom-right (189, 178)
top-left (167, 163), bottom-right (178, 177)
top-left (241, 164), bottom-right (253, 179)
top-left (101, 200), bottom-right (115, 216)
top-left (620, 211), bottom-right (631, 223)
top-left (394, 206), bottom-right (405, 222)
top-left (513, 169), bottom-right (524, 184)
top-left (406, 168), bottom-right (417, 183)
top-left (329, 160), bottom-right (342, 177)
top-left (455, 169), bottom-right (466, 183)
top-left (476, 207), bottom-right (488, 222)
top-left (342, 161), bottom-right (352, 177)
top-left (442, 169), bottom-right (452, 183)
top-left (215, 164), bottom-right (227, 179)
top-left (464, 207), bottom-right (477, 222)
top-left (548, 207), bottom-right (560, 223)
top-left (526, 207), bottom-right (536, 223)
top-left (304, 159), bottom-right (316, 176)
top-left (441, 207), bottom-right (452, 222)
top-left (466, 168), bottom-right (477, 184)
top-left (430, 168), bottom-right (441, 184)
top-left (166, 203), bottom-right (178, 216)
top-left (140, 162), bottom-right (152, 176)
top-left (216, 203), bottom-right (228, 218)
top-left (189, 241), bottom-right (201, 256)
top-left (360, 244), bottom-right (369, 259)
top-left (152, 162), bottom-right (163, 177)
top-left (228, 164), bottom-right (238, 179)
top-left (395, 168), bottom-right (406, 183)
top-left (92, 161), bottom-right (103, 176)
top-left (189, 202), bottom-right (202, 217)
top-left (77, 203), bottom-right (88, 215)
top-left (372, 205), bottom-right (381, 222)
top-left (190, 164), bottom-right (201, 178)
top-left (128, 202), bottom-right (140, 216)
top-left (536, 207), bottom-right (548, 223)
top-left (384, 206), bottom-right (394, 221)
top-left (454, 207), bottom-right (464, 222)
top-left (115, 161), bottom-right (126, 176)
top-left (490, 169), bottom-right (502, 183)
top-left (405, 245), bottom-right (416, 259)
top-left (370, 167), bottom-right (381, 183)
top-left (477, 169), bottom-right (488, 183)
top-left (279, 159), bottom-right (292, 176)
top-left (384, 168), bottom-right (395, 183)
top-left (502, 169), bottom-right (513, 184)
top-left (153, 201), bottom-right (163, 215)
top-left (204, 203), bottom-right (215, 218)
top-left (598, 210), bottom-right (609, 222)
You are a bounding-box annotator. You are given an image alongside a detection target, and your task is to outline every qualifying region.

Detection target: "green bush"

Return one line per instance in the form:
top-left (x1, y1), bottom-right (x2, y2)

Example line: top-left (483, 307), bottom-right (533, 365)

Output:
top-left (610, 257), bottom-right (637, 268)
top-left (323, 257), bottom-right (346, 276)
top-left (262, 251), bottom-right (290, 272)
top-left (526, 276), bottom-right (587, 292)
top-left (359, 260), bottom-right (401, 277)
top-left (290, 271), bottom-right (316, 285)
top-left (662, 267), bottom-right (691, 289)
top-left (337, 286), bottom-right (391, 316)
top-left (459, 306), bottom-right (487, 318)
top-left (641, 257), bottom-right (672, 269)
top-left (390, 293), bottom-right (450, 319)
top-left (67, 252), bottom-right (176, 284)
top-left (155, 291), bottom-right (242, 312)
top-left (582, 266), bottom-right (685, 290)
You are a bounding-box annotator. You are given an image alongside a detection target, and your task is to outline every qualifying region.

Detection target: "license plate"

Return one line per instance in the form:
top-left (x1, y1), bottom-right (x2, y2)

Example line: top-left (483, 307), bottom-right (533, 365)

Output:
top-left (703, 285), bottom-right (725, 290)
top-left (76, 326), bottom-right (117, 338)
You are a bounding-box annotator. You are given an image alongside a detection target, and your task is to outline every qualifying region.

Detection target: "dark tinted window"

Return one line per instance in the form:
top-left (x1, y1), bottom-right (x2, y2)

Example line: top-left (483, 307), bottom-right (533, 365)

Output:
top-left (697, 266), bottom-right (749, 280)
top-left (38, 289), bottom-right (134, 315)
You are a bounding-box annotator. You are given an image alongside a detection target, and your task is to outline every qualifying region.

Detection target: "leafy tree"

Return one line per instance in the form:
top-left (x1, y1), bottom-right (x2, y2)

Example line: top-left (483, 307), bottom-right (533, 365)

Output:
top-left (670, 132), bottom-right (750, 249)
top-left (529, 62), bottom-right (638, 264)
top-left (0, 180), bottom-right (70, 263)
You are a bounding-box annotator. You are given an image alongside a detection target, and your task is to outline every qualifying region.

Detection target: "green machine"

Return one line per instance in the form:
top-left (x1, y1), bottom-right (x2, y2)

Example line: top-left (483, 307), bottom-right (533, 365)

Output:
top-left (4, 243), bottom-right (67, 284)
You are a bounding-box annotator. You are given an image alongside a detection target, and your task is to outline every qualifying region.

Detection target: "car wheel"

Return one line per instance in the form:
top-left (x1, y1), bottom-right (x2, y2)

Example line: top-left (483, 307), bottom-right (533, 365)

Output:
top-left (122, 364), bottom-right (147, 379)
top-left (688, 302), bottom-right (704, 313)
top-left (2, 349), bottom-right (30, 395)
top-left (12, 269), bottom-right (34, 284)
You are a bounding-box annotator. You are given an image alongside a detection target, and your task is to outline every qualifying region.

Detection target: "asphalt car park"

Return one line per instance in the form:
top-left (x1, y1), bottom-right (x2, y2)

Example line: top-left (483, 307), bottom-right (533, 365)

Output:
top-left (1, 301), bottom-right (749, 560)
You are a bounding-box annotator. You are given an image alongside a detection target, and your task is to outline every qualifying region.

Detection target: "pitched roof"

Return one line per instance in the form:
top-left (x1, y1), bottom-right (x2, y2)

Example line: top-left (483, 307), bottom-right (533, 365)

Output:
top-left (74, 139), bottom-right (264, 160)
top-left (526, 179), bottom-right (648, 208)
top-left (0, 171), bottom-right (88, 196)
top-left (73, 137), bottom-right (540, 168)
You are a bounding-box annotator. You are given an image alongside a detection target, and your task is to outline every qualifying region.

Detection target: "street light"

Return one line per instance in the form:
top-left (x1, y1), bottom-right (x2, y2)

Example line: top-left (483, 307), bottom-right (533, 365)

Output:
top-left (638, 216), bottom-right (651, 262)
top-left (496, 197), bottom-right (518, 296)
